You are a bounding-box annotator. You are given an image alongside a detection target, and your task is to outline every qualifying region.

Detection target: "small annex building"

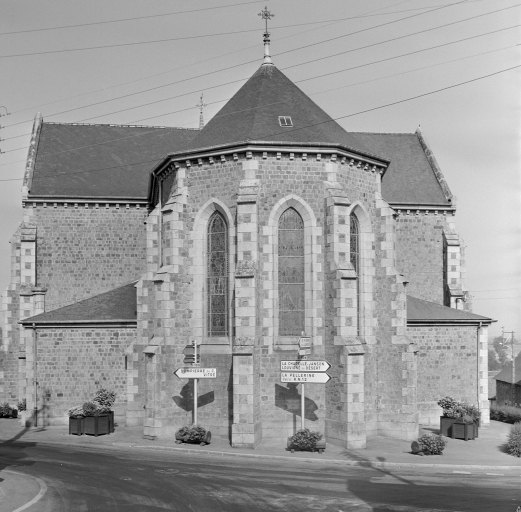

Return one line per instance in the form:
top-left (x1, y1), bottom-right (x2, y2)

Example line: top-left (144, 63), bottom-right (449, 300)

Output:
top-left (0, 34), bottom-right (494, 448)
top-left (494, 353), bottom-right (521, 407)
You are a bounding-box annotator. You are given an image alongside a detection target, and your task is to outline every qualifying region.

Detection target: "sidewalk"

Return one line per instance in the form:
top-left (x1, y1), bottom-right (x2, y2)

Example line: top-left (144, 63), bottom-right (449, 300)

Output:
top-left (1, 418), bottom-right (520, 470)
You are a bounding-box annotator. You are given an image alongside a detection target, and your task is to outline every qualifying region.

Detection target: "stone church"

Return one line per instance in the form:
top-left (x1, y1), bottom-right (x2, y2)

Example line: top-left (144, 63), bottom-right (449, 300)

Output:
top-left (0, 32), bottom-right (494, 448)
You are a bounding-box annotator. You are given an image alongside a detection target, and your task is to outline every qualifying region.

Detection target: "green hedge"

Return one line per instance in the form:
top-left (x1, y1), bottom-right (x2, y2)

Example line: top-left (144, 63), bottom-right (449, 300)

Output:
top-left (490, 404), bottom-right (521, 424)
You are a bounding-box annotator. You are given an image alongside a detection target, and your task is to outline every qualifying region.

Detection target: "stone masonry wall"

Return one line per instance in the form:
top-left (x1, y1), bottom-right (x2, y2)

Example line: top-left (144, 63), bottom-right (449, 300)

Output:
top-left (31, 205), bottom-right (147, 311)
top-left (408, 325), bottom-right (479, 424)
top-left (395, 213), bottom-right (453, 304)
top-left (29, 327), bottom-right (135, 425)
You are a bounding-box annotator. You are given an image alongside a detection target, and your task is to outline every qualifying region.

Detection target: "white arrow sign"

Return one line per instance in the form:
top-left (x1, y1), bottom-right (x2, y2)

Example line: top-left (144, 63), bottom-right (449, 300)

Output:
top-left (281, 360), bottom-right (331, 372)
top-left (298, 337), bottom-right (312, 348)
top-left (281, 372), bottom-right (331, 384)
top-left (175, 368), bottom-right (217, 379)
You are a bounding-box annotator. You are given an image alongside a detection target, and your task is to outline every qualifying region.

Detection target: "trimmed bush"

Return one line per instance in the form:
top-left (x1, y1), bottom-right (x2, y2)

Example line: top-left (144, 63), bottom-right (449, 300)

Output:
top-left (507, 422), bottom-right (521, 457)
top-left (0, 402), bottom-right (12, 418)
top-left (175, 425), bottom-right (207, 443)
top-left (17, 398), bottom-right (26, 412)
top-left (288, 429), bottom-right (323, 450)
top-left (68, 405), bottom-right (85, 418)
top-left (490, 404), bottom-right (521, 424)
top-left (417, 433), bottom-right (448, 455)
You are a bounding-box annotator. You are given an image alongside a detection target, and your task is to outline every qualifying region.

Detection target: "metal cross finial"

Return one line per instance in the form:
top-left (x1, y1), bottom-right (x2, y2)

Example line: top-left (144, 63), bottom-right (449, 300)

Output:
top-left (258, 6), bottom-right (274, 34)
top-left (196, 93), bottom-right (207, 130)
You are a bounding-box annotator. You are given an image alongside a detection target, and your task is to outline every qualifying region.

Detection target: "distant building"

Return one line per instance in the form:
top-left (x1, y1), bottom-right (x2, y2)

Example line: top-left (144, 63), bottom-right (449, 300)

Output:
top-left (494, 353), bottom-right (521, 407)
top-left (0, 33), bottom-right (495, 448)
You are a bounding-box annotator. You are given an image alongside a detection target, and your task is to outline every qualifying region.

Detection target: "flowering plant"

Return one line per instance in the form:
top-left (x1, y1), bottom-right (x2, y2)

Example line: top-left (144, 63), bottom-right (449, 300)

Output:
top-left (288, 429), bottom-right (323, 450)
top-left (93, 389), bottom-right (116, 412)
top-left (175, 425), bottom-right (207, 442)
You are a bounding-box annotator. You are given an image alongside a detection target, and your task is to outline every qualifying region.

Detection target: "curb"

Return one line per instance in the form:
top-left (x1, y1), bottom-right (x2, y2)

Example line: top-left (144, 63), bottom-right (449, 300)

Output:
top-left (3, 470), bottom-right (47, 512)
top-left (9, 437), bottom-right (521, 471)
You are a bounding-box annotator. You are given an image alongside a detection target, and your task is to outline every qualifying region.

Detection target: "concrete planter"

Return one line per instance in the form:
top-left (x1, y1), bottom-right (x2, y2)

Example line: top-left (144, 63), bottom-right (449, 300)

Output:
top-left (83, 415), bottom-right (110, 437)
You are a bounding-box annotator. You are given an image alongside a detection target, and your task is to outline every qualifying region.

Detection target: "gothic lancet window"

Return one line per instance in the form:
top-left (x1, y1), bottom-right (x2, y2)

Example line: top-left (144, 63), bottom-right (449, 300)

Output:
top-left (350, 213), bottom-right (361, 335)
top-left (207, 212), bottom-right (228, 337)
top-left (278, 208), bottom-right (305, 336)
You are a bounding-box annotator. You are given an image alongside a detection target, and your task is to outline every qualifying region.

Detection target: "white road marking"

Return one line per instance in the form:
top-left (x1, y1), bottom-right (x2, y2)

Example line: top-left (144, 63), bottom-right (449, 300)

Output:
top-left (486, 473), bottom-right (504, 476)
top-left (452, 471), bottom-right (471, 474)
top-left (5, 470), bottom-right (48, 512)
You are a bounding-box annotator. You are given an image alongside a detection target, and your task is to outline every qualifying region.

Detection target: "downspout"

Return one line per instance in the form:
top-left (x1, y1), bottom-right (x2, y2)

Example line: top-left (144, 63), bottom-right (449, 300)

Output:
top-left (477, 321), bottom-right (482, 409)
top-left (158, 178), bottom-right (163, 268)
top-left (32, 323), bottom-right (37, 427)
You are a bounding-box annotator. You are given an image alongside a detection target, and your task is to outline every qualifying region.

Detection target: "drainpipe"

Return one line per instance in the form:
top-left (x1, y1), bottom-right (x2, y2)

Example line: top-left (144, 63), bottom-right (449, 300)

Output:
top-left (477, 321), bottom-right (482, 409)
top-left (32, 323), bottom-right (37, 427)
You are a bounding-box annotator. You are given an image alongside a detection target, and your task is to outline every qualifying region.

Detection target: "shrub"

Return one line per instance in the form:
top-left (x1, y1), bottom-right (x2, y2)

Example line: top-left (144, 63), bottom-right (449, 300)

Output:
top-left (459, 414), bottom-right (475, 424)
top-left (17, 398), bottom-right (26, 412)
top-left (93, 389), bottom-right (116, 410)
top-left (490, 404), bottom-right (521, 424)
top-left (417, 433), bottom-right (448, 455)
top-left (175, 425), bottom-right (206, 442)
top-left (507, 422), bottom-right (521, 457)
top-left (0, 402), bottom-right (12, 417)
top-left (82, 401), bottom-right (101, 417)
top-left (288, 428), bottom-right (323, 450)
top-left (68, 405), bottom-right (85, 418)
top-left (461, 403), bottom-right (481, 423)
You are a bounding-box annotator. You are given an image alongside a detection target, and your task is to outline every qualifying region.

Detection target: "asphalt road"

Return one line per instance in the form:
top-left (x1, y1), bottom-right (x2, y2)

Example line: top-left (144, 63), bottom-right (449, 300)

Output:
top-left (1, 442), bottom-right (520, 512)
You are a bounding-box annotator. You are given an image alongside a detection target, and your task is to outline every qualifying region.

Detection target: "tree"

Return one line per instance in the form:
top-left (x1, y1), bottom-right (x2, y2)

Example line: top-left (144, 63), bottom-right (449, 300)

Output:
top-left (493, 336), bottom-right (509, 366)
top-left (488, 348), bottom-right (502, 371)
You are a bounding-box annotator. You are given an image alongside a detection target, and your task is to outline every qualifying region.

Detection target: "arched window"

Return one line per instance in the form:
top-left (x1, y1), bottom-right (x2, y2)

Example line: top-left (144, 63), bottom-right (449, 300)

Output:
top-left (350, 213), bottom-right (361, 335)
top-left (207, 212), bottom-right (228, 337)
top-left (278, 208), bottom-right (305, 336)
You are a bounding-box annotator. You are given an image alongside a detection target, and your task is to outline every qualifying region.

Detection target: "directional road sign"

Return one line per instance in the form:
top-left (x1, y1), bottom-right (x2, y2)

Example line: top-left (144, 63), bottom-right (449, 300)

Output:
top-left (298, 348), bottom-right (311, 357)
top-left (280, 360), bottom-right (331, 372)
top-left (281, 372), bottom-right (331, 384)
top-left (182, 344), bottom-right (200, 365)
top-left (298, 337), bottom-right (312, 348)
top-left (175, 368), bottom-right (216, 379)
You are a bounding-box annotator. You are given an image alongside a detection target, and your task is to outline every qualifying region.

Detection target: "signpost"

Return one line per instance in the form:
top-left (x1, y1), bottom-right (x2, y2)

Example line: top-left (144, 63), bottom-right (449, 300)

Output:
top-left (175, 340), bottom-right (217, 425)
top-left (281, 361), bottom-right (331, 372)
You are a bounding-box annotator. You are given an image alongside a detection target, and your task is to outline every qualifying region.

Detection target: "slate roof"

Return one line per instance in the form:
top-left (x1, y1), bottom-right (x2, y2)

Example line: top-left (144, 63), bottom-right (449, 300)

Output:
top-left (349, 133), bottom-right (451, 206)
top-left (494, 353), bottom-right (521, 385)
top-left (407, 295), bottom-right (494, 324)
top-left (21, 282), bottom-right (137, 325)
top-left (29, 123), bottom-right (197, 199)
top-left (186, 64), bottom-right (376, 156)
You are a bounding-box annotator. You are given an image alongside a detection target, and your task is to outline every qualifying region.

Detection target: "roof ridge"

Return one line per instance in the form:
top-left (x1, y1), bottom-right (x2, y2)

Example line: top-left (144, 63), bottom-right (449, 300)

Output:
top-left (350, 131), bottom-right (415, 135)
top-left (44, 121), bottom-right (199, 131)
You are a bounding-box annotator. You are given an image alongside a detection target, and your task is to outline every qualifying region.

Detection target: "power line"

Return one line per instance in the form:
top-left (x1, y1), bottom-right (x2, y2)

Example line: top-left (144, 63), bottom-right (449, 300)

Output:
top-left (0, 1), bottom-right (490, 37)
top-left (0, 0), bottom-right (267, 37)
top-left (128, 43), bottom-right (518, 124)
top-left (0, 0), bottom-right (494, 136)
top-left (0, 62), bottom-right (517, 182)
top-left (2, 20), bottom-right (517, 156)
top-left (0, 0), bottom-right (484, 59)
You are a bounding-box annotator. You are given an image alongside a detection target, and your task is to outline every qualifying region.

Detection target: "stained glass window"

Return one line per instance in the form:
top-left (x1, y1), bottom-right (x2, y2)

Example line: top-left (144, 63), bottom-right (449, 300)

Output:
top-left (350, 213), bottom-right (360, 335)
top-left (207, 212), bottom-right (228, 337)
top-left (278, 208), bottom-right (304, 336)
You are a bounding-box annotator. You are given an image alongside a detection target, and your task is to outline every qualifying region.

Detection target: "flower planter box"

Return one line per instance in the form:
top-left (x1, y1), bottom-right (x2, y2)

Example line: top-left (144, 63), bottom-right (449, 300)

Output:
top-left (69, 417), bottom-right (84, 436)
top-left (440, 416), bottom-right (458, 437)
top-left (108, 411), bottom-right (115, 433)
top-left (287, 437), bottom-right (326, 454)
top-left (451, 422), bottom-right (477, 441)
top-left (83, 415), bottom-right (110, 437)
top-left (175, 430), bottom-right (212, 446)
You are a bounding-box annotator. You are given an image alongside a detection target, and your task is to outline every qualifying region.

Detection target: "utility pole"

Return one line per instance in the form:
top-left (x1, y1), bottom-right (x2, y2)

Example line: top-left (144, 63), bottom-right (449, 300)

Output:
top-left (501, 328), bottom-right (516, 405)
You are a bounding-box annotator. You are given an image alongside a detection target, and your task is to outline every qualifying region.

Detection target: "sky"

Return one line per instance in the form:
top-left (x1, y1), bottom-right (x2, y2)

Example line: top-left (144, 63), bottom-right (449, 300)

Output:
top-left (0, 0), bottom-right (519, 344)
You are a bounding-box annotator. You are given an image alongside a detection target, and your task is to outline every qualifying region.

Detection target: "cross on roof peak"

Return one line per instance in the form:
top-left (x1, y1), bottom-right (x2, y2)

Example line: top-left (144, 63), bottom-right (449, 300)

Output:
top-left (258, 7), bottom-right (275, 66)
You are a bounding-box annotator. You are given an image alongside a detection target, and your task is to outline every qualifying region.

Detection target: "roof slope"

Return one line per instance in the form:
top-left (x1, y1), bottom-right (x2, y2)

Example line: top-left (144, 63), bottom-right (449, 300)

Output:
top-left (407, 295), bottom-right (494, 324)
top-left (30, 123), bottom-right (197, 199)
top-left (494, 353), bottom-right (521, 385)
top-left (349, 132), bottom-right (450, 206)
top-left (187, 64), bottom-right (374, 154)
top-left (21, 282), bottom-right (137, 324)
